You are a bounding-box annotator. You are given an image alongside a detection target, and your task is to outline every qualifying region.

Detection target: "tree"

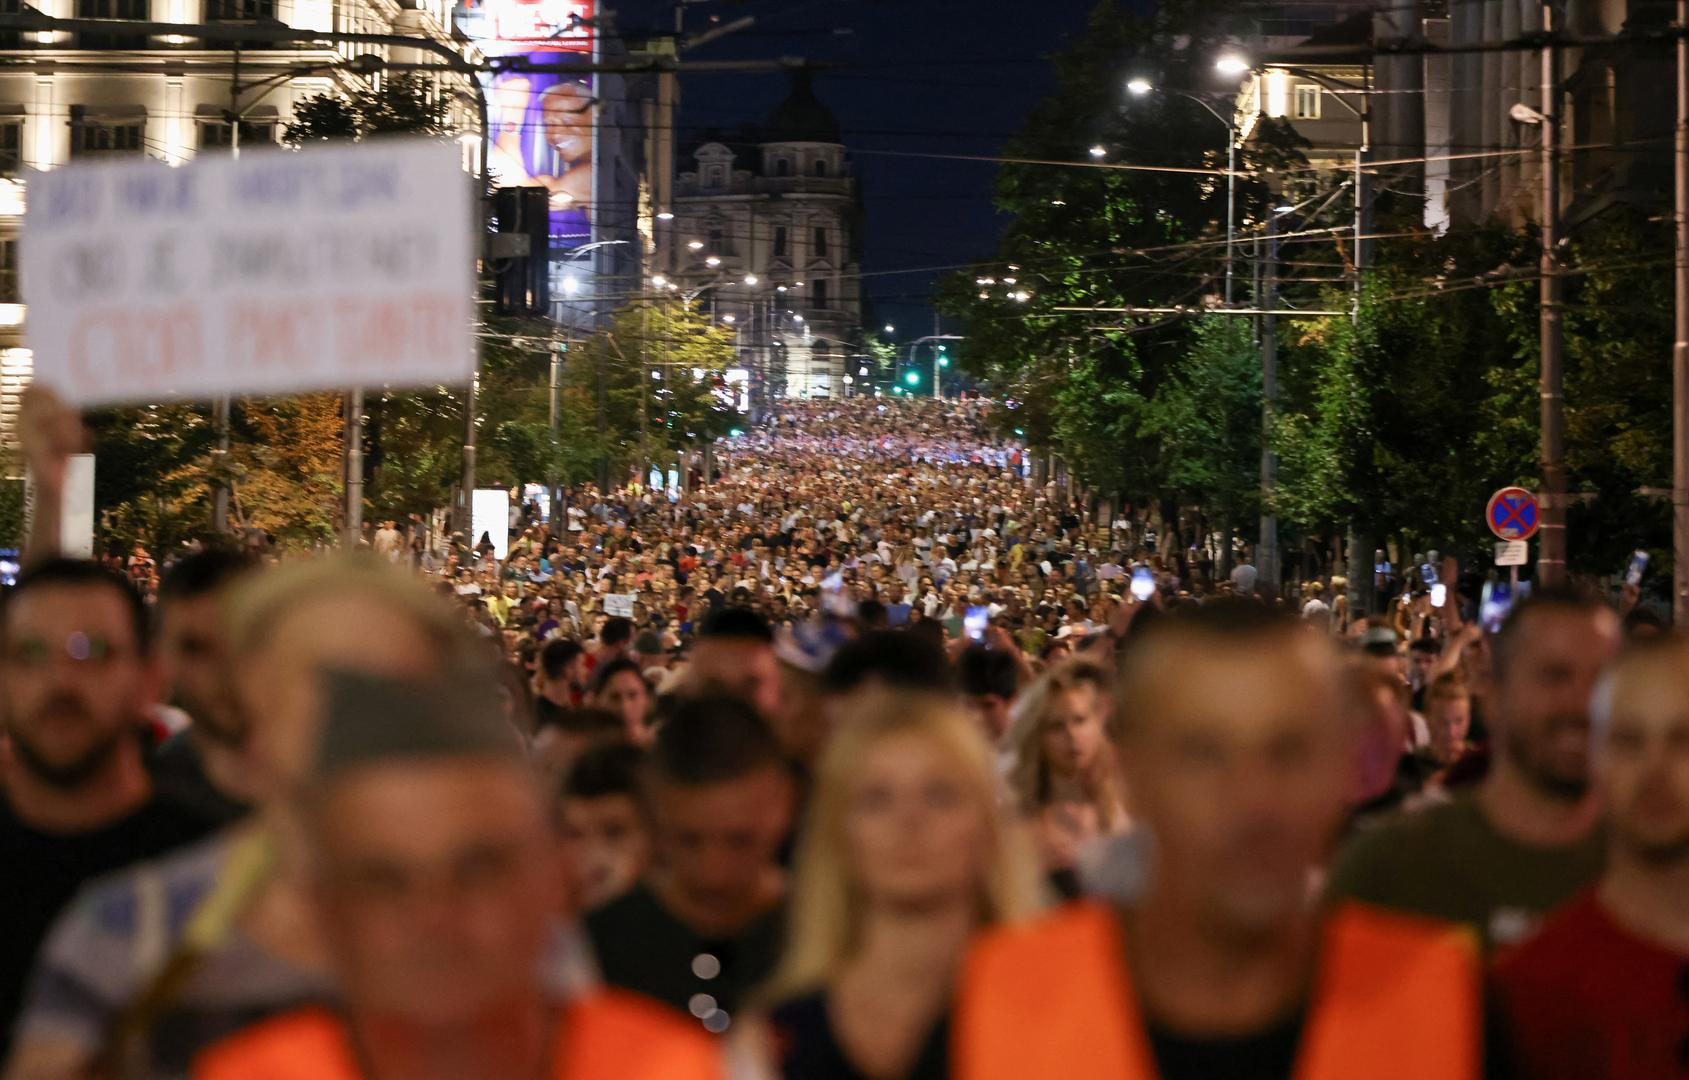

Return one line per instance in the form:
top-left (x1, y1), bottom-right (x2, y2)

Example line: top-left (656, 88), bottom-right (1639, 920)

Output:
top-left (1144, 315), bottom-right (1262, 544)
top-left (937, 0), bottom-right (1318, 524)
top-left (282, 74), bottom-right (451, 145)
top-left (567, 299), bottom-right (741, 482)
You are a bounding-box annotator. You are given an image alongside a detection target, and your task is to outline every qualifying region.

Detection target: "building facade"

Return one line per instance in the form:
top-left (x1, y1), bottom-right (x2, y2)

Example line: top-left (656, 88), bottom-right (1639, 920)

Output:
top-left (667, 71), bottom-right (863, 403)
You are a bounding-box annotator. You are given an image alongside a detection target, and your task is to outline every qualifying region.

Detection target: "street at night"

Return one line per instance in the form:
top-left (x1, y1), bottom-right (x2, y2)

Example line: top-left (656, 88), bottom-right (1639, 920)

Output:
top-left (0, 2), bottom-right (1687, 1079)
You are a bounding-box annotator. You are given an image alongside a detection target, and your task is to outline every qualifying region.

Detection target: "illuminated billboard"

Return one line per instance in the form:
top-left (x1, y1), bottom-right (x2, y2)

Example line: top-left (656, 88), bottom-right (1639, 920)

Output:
top-left (456, 0), bottom-right (595, 250)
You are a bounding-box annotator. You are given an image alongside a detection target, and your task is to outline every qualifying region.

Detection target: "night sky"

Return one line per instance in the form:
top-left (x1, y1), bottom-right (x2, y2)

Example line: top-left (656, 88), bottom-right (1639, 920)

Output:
top-left (613, 0), bottom-right (1101, 337)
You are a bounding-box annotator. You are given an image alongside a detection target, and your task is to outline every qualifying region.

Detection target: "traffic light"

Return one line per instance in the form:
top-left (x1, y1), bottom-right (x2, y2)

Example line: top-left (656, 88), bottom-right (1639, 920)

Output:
top-left (904, 370), bottom-right (919, 386)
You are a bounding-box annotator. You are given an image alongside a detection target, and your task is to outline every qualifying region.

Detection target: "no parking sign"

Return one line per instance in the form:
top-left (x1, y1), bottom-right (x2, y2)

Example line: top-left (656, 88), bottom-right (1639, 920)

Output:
top-left (1486, 487), bottom-right (1540, 542)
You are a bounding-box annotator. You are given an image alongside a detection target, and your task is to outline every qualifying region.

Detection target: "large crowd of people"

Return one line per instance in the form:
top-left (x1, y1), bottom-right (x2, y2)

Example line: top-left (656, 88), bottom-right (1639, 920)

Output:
top-left (0, 388), bottom-right (1684, 1080)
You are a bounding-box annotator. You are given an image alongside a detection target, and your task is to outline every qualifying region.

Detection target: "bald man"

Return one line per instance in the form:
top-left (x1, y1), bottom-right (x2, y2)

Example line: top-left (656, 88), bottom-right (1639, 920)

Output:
top-left (953, 604), bottom-right (1486, 1080)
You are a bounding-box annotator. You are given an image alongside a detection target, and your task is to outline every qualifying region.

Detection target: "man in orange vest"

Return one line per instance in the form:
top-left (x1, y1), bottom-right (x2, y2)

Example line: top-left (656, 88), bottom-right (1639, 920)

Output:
top-left (193, 668), bottom-right (721, 1080)
top-left (954, 603), bottom-right (1485, 1080)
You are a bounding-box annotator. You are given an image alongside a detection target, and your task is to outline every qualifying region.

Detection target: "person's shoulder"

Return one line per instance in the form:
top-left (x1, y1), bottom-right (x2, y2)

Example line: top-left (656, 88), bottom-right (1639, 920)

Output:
top-left (1328, 797), bottom-right (1479, 897)
top-left (1490, 889), bottom-right (1606, 985)
top-left (191, 1005), bottom-right (354, 1079)
top-left (570, 987), bottom-right (718, 1061)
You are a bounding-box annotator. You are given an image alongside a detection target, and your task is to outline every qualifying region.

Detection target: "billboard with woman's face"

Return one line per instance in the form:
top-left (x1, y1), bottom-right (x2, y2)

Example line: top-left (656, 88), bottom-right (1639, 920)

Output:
top-left (456, 0), bottom-right (595, 249)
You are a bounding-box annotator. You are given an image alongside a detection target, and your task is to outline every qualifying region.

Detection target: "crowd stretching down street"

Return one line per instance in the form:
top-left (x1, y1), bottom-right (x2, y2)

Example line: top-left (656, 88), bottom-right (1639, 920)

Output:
top-left (0, 392), bottom-right (1686, 1080)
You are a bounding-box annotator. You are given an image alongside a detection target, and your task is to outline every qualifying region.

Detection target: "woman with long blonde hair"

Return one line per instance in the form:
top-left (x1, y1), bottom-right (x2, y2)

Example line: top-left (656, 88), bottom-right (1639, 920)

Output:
top-left (735, 690), bottom-right (1041, 1080)
top-left (1006, 657), bottom-right (1128, 896)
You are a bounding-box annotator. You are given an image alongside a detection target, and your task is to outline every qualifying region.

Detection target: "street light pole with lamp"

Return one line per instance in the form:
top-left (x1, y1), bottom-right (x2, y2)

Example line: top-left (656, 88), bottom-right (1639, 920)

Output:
top-left (1125, 70), bottom-right (1241, 305)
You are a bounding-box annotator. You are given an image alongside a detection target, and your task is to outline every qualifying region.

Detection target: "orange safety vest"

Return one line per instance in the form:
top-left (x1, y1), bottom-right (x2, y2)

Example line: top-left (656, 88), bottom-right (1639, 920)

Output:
top-left (953, 900), bottom-right (1479, 1080)
top-left (191, 990), bottom-right (723, 1080)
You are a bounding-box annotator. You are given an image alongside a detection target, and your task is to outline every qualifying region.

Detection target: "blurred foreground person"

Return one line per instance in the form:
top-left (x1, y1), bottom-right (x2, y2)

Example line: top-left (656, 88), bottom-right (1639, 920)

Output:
top-left (3, 558), bottom-right (479, 1080)
top-left (193, 670), bottom-right (720, 1080)
top-left (555, 742), bottom-right (651, 912)
top-left (1006, 659), bottom-right (1127, 896)
top-left (147, 550), bottom-right (259, 825)
top-left (586, 696), bottom-right (795, 1031)
top-left (0, 560), bottom-right (217, 1065)
top-left (737, 692), bottom-right (1040, 1080)
top-left (953, 605), bottom-right (1486, 1079)
top-left (1492, 637), bottom-right (1689, 1080)
top-left (1330, 588), bottom-right (1619, 949)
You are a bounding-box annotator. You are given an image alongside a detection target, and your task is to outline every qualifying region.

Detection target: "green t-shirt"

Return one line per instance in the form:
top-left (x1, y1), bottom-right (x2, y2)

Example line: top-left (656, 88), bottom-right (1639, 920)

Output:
top-left (1326, 792), bottom-right (1603, 952)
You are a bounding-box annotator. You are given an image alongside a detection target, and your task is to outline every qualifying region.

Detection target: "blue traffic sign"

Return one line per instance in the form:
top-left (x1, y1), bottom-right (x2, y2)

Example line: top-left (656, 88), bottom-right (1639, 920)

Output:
top-left (1486, 486), bottom-right (1540, 542)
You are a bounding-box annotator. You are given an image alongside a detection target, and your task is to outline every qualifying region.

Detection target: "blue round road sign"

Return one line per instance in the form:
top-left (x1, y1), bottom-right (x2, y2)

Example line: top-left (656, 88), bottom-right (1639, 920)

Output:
top-left (1486, 486), bottom-right (1539, 542)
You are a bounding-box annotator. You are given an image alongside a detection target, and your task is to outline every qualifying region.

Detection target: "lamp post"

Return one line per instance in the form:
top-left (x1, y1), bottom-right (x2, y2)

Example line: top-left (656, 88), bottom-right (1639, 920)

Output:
top-left (1127, 77), bottom-right (1237, 305)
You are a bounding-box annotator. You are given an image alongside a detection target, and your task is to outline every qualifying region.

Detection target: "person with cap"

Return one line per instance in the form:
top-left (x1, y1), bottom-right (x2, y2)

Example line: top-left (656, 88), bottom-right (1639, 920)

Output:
top-left (1490, 635), bottom-right (1689, 1080)
top-left (951, 603), bottom-right (1487, 1080)
top-left (192, 668), bottom-right (722, 1080)
top-left (1329, 587), bottom-right (1620, 951)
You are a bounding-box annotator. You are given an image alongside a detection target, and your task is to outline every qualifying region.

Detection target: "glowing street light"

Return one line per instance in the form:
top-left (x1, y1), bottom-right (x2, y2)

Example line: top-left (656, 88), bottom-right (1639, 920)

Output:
top-left (743, 273), bottom-right (759, 285)
top-left (884, 324), bottom-right (895, 334)
top-left (1126, 77), bottom-right (1153, 95)
top-left (687, 240), bottom-right (705, 251)
top-left (651, 274), bottom-right (667, 288)
top-left (705, 256), bottom-right (722, 268)
top-left (656, 211), bottom-right (675, 221)
top-left (1088, 145), bottom-right (1107, 159)
top-left (1215, 53), bottom-right (1251, 77)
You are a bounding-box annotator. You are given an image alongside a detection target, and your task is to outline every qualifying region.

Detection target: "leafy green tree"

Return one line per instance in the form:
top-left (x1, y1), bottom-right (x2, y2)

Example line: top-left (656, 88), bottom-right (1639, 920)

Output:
top-left (937, 0), bottom-right (1317, 519)
top-left (1145, 315), bottom-right (1262, 543)
top-left (567, 299), bottom-right (741, 482)
top-left (282, 74), bottom-right (451, 145)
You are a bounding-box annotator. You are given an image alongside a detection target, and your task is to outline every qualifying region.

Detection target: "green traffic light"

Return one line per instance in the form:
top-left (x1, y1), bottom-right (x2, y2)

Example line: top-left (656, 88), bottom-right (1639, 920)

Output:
top-left (938, 356), bottom-right (950, 368)
top-left (904, 371), bottom-right (919, 386)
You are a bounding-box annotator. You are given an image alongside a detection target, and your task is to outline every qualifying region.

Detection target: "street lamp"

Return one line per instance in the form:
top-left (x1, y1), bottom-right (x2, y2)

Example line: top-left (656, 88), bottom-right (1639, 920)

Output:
top-left (1126, 75), bottom-right (1239, 305)
top-left (884, 323), bottom-right (895, 335)
top-left (705, 256), bottom-right (722, 268)
top-left (1088, 144), bottom-right (1107, 159)
top-left (1215, 53), bottom-right (1251, 77)
top-left (743, 273), bottom-right (759, 286)
top-left (688, 240), bottom-right (705, 251)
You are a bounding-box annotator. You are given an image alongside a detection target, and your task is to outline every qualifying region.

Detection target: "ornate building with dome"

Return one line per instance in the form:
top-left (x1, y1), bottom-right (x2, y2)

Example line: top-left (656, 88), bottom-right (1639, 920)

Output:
top-left (666, 70), bottom-right (863, 405)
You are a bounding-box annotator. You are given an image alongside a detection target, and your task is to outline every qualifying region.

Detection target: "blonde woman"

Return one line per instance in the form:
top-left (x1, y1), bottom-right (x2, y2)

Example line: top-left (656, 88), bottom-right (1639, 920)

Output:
top-left (735, 691), bottom-right (1041, 1080)
top-left (1006, 658), bottom-right (1128, 896)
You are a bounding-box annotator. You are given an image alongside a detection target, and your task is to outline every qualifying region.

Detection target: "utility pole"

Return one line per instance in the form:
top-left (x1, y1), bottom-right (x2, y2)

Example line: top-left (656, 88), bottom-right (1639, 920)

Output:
top-left (1674, 0), bottom-right (1689, 623)
top-left (1259, 210), bottom-right (1282, 598)
top-left (1537, 0), bottom-right (1568, 587)
top-left (549, 333), bottom-right (564, 525)
top-left (345, 391), bottom-right (365, 546)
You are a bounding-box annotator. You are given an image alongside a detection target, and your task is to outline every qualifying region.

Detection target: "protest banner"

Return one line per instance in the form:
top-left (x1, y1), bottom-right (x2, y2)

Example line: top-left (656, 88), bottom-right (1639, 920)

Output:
top-left (22, 139), bottom-right (475, 405)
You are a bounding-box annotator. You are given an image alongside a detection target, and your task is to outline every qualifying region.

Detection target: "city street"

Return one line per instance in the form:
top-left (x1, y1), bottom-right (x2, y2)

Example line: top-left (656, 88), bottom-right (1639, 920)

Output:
top-left (2, 3), bottom-right (1688, 1080)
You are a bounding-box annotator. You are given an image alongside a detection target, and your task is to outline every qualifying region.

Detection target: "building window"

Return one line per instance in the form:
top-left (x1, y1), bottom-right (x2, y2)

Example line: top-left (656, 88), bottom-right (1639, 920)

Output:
top-left (0, 238), bottom-right (16, 304)
top-left (705, 164), bottom-right (725, 188)
top-left (75, 0), bottom-right (148, 47)
top-left (773, 226), bottom-right (788, 257)
top-left (707, 227), bottom-right (724, 253)
top-left (812, 277), bottom-right (828, 308)
top-left (205, 0), bottom-right (276, 18)
top-left (775, 158), bottom-right (791, 177)
top-left (69, 116), bottom-right (145, 158)
top-left (1293, 84), bottom-right (1321, 120)
top-left (198, 119), bottom-right (277, 149)
top-left (812, 159), bottom-right (827, 177)
top-left (0, 121), bottom-right (20, 174)
top-left (813, 226), bottom-right (828, 258)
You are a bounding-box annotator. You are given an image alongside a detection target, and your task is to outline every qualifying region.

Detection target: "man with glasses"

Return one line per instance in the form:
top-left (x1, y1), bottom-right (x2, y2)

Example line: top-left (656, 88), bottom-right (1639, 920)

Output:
top-left (1491, 636), bottom-right (1689, 1080)
top-left (0, 559), bottom-right (216, 1062)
